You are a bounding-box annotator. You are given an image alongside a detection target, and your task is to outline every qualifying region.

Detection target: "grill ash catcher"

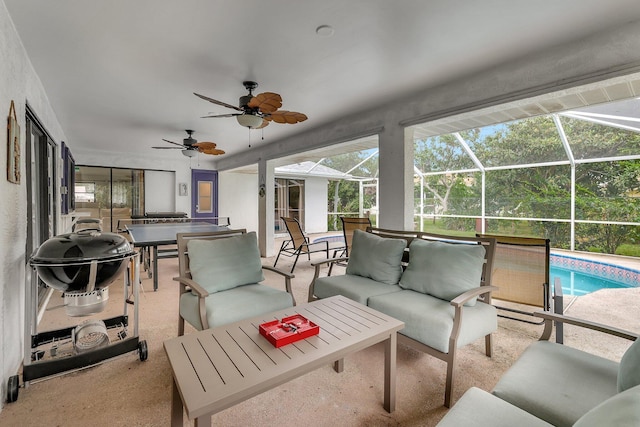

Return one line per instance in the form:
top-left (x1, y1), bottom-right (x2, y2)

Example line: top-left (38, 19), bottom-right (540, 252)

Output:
top-left (6, 230), bottom-right (148, 402)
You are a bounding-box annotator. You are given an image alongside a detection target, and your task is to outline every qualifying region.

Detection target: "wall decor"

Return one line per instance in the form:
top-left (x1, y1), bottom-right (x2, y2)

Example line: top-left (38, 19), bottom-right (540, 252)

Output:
top-left (7, 100), bottom-right (20, 184)
top-left (179, 182), bottom-right (188, 196)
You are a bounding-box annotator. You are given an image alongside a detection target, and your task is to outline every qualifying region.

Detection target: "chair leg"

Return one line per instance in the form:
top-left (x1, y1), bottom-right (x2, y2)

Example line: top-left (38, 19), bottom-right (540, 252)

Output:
top-left (444, 355), bottom-right (455, 408)
top-left (485, 334), bottom-right (493, 357)
top-left (274, 241), bottom-right (287, 268)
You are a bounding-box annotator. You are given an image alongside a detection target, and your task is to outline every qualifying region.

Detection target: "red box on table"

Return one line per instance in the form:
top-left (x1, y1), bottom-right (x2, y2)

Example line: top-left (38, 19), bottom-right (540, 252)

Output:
top-left (259, 314), bottom-right (320, 348)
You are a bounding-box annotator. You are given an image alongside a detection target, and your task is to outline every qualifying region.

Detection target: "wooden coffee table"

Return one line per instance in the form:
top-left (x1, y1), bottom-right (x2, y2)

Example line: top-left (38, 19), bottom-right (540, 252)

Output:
top-left (163, 295), bottom-right (404, 426)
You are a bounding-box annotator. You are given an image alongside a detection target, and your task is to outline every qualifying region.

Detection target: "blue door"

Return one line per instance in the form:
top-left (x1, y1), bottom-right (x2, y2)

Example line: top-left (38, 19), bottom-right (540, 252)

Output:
top-left (191, 169), bottom-right (218, 218)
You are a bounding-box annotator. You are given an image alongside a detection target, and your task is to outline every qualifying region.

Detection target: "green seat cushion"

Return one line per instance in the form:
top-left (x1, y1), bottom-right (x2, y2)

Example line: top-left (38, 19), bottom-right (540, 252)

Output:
top-left (492, 340), bottom-right (619, 427)
top-left (368, 290), bottom-right (497, 353)
top-left (400, 239), bottom-right (485, 306)
top-left (574, 384), bottom-right (640, 427)
top-left (618, 338), bottom-right (640, 392)
top-left (180, 283), bottom-right (294, 330)
top-left (346, 230), bottom-right (406, 285)
top-left (187, 231), bottom-right (264, 293)
top-left (436, 387), bottom-right (553, 427)
top-left (314, 274), bottom-right (402, 305)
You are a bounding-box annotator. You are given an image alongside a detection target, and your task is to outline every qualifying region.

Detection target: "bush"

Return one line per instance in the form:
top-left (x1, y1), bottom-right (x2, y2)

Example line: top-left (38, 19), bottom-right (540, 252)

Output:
top-left (615, 244), bottom-right (640, 257)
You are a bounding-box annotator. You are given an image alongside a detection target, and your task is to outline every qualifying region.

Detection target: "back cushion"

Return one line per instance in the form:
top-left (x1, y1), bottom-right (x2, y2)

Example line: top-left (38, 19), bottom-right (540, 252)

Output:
top-left (187, 231), bottom-right (264, 293)
top-left (618, 338), bottom-right (640, 392)
top-left (399, 239), bottom-right (485, 306)
top-left (346, 230), bottom-right (406, 285)
top-left (574, 384), bottom-right (640, 427)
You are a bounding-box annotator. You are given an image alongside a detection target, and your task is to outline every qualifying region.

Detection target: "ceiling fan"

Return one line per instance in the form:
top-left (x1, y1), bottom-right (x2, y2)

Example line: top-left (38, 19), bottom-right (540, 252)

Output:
top-left (194, 81), bottom-right (308, 129)
top-left (152, 130), bottom-right (225, 157)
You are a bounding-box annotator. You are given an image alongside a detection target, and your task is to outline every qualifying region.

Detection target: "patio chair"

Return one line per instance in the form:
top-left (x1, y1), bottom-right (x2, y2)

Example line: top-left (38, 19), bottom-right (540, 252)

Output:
top-left (477, 233), bottom-right (564, 342)
top-left (274, 217), bottom-right (330, 273)
top-left (327, 216), bottom-right (372, 275)
top-left (174, 229), bottom-right (295, 336)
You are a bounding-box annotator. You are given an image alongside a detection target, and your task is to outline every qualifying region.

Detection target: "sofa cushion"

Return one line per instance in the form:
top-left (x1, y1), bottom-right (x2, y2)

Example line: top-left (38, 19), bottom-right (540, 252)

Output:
top-left (492, 340), bottom-right (619, 427)
top-left (399, 239), bottom-right (485, 306)
top-left (574, 384), bottom-right (640, 427)
top-left (187, 232), bottom-right (264, 293)
top-left (618, 338), bottom-right (640, 392)
top-left (180, 283), bottom-right (294, 329)
top-left (436, 387), bottom-right (554, 427)
top-left (368, 290), bottom-right (497, 353)
top-left (314, 274), bottom-right (402, 305)
top-left (346, 229), bottom-right (406, 285)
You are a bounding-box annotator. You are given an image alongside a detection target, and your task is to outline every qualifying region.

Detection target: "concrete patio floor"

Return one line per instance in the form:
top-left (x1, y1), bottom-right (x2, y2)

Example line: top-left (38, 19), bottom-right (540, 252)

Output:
top-left (1, 241), bottom-right (638, 426)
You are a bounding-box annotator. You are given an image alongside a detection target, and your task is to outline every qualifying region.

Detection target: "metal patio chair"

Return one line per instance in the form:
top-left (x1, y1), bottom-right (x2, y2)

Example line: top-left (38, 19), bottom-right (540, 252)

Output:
top-left (274, 217), bottom-right (329, 273)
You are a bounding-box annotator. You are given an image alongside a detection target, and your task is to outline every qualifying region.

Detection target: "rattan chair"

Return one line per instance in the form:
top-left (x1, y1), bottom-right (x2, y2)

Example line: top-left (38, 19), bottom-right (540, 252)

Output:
top-left (274, 217), bottom-right (329, 273)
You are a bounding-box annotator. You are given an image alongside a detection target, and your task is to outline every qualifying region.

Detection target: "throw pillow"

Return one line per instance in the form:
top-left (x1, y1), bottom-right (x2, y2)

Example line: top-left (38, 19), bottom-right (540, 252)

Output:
top-left (187, 231), bottom-right (264, 293)
top-left (399, 239), bottom-right (485, 306)
top-left (346, 229), bottom-right (406, 285)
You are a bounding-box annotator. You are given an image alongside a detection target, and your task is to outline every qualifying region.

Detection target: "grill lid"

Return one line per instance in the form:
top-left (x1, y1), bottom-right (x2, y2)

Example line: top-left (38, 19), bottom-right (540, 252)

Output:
top-left (30, 230), bottom-right (134, 265)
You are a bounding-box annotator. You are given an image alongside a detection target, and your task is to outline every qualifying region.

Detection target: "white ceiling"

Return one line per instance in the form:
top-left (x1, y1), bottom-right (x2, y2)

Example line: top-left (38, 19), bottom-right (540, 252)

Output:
top-left (6, 1), bottom-right (640, 160)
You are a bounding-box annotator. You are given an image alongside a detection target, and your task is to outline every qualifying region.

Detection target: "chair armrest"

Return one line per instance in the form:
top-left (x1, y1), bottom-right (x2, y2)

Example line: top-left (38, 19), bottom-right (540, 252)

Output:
top-left (307, 256), bottom-right (350, 302)
top-left (450, 285), bottom-right (499, 307)
top-left (173, 276), bottom-right (210, 297)
top-left (262, 265), bottom-right (295, 279)
top-left (261, 266), bottom-right (296, 305)
top-left (534, 311), bottom-right (639, 341)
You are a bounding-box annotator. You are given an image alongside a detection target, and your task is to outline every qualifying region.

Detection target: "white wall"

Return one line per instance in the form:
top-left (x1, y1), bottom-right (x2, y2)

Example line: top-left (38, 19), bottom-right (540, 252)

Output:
top-left (0, 1), bottom-right (67, 406)
top-left (304, 177), bottom-right (328, 234)
top-left (145, 170), bottom-right (176, 213)
top-left (218, 171), bottom-right (258, 232)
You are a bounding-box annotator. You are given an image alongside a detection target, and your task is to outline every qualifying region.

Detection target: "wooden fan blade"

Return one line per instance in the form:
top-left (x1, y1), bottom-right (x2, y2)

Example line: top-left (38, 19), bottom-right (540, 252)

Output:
top-left (194, 92), bottom-right (242, 112)
top-left (162, 139), bottom-right (185, 147)
top-left (248, 92), bottom-right (283, 114)
top-left (267, 110), bottom-right (308, 124)
top-left (200, 147), bottom-right (225, 155)
top-left (192, 141), bottom-right (217, 149)
top-left (201, 113), bottom-right (241, 118)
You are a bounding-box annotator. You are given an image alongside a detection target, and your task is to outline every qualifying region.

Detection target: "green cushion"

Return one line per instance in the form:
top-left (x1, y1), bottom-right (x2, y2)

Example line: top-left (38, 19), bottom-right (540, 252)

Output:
top-left (368, 290), bottom-right (497, 353)
top-left (618, 338), bottom-right (640, 392)
top-left (187, 232), bottom-right (264, 293)
top-left (180, 283), bottom-right (293, 329)
top-left (492, 340), bottom-right (618, 427)
top-left (346, 229), bottom-right (406, 285)
top-left (436, 387), bottom-right (554, 427)
top-left (574, 384), bottom-right (640, 427)
top-left (314, 274), bottom-right (402, 305)
top-left (399, 239), bottom-right (485, 306)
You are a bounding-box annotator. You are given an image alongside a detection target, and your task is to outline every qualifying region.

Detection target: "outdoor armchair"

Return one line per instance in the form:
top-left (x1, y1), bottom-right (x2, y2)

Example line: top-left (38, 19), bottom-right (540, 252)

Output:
top-left (174, 229), bottom-right (295, 335)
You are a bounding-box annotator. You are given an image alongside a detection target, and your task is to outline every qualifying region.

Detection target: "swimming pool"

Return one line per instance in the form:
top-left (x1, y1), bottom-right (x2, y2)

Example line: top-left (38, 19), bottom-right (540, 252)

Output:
top-left (550, 253), bottom-right (640, 296)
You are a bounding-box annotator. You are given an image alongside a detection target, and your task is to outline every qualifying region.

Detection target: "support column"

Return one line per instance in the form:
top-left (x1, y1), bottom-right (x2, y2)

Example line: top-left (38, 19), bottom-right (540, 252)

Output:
top-left (378, 124), bottom-right (414, 230)
top-left (258, 159), bottom-right (276, 257)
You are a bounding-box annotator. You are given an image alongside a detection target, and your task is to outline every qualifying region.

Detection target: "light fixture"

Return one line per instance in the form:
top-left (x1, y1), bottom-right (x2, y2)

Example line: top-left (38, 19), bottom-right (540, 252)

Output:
top-left (181, 149), bottom-right (197, 158)
top-left (236, 113), bottom-right (264, 129)
top-left (315, 25), bottom-right (334, 37)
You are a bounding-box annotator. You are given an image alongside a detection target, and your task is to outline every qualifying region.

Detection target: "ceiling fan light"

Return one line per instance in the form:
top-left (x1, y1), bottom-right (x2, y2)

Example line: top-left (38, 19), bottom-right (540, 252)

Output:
top-left (236, 113), bottom-right (264, 129)
top-left (182, 149), bottom-right (197, 158)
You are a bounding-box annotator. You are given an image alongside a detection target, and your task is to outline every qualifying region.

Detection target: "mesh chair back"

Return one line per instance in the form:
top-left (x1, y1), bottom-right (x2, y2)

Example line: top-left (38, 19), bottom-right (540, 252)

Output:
top-left (340, 216), bottom-right (372, 256)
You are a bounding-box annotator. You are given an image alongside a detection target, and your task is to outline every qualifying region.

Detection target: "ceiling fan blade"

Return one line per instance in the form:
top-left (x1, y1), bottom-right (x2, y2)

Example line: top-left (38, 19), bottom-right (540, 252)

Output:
top-left (152, 146), bottom-right (182, 149)
top-left (162, 139), bottom-right (186, 147)
top-left (248, 92), bottom-right (283, 114)
top-left (194, 92), bottom-right (242, 112)
top-left (266, 110), bottom-right (308, 124)
top-left (200, 113), bottom-right (241, 119)
top-left (192, 141), bottom-right (217, 149)
top-left (200, 148), bottom-right (225, 155)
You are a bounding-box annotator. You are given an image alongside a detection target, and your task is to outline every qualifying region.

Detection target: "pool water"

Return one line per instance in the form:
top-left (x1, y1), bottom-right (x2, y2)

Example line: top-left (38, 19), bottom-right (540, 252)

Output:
top-left (550, 266), bottom-right (632, 296)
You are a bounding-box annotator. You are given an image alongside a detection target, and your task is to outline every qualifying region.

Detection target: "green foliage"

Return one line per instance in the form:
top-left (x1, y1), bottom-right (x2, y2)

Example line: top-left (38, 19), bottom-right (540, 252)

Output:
top-left (615, 244), bottom-right (640, 257)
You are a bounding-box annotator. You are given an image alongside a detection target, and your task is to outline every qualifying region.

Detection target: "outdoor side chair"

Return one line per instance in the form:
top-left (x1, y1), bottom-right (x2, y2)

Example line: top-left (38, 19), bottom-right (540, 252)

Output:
top-left (274, 216), bottom-right (330, 273)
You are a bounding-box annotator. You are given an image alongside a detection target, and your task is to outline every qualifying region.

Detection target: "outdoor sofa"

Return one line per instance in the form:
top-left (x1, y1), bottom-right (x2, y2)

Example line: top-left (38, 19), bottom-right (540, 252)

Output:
top-left (307, 227), bottom-right (497, 407)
